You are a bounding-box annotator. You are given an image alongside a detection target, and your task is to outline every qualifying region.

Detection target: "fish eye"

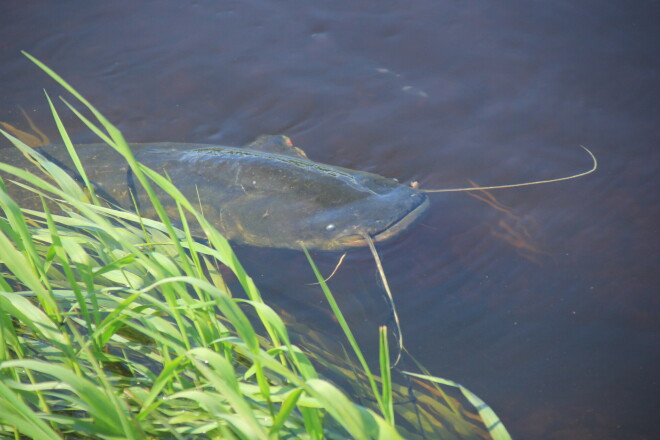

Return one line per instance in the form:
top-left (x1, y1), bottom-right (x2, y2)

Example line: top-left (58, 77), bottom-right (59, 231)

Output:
top-left (325, 224), bottom-right (336, 231)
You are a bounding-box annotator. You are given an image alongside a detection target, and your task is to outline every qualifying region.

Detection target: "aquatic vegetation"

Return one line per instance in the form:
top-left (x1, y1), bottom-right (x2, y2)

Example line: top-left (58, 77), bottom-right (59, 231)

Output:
top-left (0, 53), bottom-right (511, 439)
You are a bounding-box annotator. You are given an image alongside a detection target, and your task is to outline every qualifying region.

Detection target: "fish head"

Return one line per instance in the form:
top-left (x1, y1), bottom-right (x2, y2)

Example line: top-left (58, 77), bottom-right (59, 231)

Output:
top-left (292, 173), bottom-right (430, 251)
top-left (158, 144), bottom-right (430, 251)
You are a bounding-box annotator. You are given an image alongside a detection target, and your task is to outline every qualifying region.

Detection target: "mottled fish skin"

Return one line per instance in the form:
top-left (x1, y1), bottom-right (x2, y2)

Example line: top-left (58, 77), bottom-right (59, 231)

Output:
top-left (0, 136), bottom-right (429, 251)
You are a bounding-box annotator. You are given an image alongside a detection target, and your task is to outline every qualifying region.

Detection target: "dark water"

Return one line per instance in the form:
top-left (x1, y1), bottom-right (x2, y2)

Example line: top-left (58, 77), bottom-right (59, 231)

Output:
top-left (1, 1), bottom-right (658, 438)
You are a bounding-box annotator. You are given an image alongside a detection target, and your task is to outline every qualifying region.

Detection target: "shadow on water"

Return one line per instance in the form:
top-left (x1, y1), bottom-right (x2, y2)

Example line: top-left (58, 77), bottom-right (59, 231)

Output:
top-left (1, 0), bottom-right (659, 438)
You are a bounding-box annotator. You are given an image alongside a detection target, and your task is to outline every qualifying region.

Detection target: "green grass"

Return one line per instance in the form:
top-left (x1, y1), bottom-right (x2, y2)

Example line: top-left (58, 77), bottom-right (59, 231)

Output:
top-left (0, 53), bottom-right (511, 439)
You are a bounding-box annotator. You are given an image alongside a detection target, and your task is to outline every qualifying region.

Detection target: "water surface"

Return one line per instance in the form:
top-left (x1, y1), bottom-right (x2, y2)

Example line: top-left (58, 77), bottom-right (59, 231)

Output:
top-left (1, 1), bottom-right (658, 438)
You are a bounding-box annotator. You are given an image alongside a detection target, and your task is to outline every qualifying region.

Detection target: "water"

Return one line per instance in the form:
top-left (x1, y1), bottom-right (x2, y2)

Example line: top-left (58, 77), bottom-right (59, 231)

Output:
top-left (1, 1), bottom-right (658, 438)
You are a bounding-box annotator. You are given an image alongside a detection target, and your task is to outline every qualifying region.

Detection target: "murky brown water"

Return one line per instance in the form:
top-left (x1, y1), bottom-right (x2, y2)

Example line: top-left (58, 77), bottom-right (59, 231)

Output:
top-left (1, 1), bottom-right (658, 438)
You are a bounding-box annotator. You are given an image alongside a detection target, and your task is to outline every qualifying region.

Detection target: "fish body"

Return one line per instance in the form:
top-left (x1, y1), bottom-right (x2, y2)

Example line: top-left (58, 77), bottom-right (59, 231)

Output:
top-left (0, 136), bottom-right (429, 250)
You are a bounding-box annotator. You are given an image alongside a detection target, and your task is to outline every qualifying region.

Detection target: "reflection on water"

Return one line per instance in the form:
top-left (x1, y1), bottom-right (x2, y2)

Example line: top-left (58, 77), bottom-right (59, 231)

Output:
top-left (1, 0), bottom-right (658, 438)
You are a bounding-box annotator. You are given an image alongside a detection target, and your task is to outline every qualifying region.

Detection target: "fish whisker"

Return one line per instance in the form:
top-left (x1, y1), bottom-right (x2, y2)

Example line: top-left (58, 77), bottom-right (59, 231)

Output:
top-left (418, 145), bottom-right (597, 193)
top-left (362, 232), bottom-right (404, 369)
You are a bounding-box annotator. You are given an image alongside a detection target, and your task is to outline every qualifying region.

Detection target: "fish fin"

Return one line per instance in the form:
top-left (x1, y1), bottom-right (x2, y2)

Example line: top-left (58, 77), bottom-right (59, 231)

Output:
top-left (244, 134), bottom-right (309, 159)
top-left (0, 121), bottom-right (44, 148)
top-left (19, 107), bottom-right (50, 146)
top-left (0, 108), bottom-right (51, 148)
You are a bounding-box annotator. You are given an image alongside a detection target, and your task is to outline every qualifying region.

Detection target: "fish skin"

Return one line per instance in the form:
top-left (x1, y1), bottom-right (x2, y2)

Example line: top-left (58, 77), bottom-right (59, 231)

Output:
top-left (0, 136), bottom-right (429, 251)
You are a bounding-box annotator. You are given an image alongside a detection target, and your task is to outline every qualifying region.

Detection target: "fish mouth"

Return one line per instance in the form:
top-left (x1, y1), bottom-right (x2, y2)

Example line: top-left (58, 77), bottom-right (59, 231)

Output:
top-left (373, 196), bottom-right (430, 242)
top-left (334, 196), bottom-right (430, 248)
